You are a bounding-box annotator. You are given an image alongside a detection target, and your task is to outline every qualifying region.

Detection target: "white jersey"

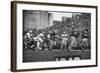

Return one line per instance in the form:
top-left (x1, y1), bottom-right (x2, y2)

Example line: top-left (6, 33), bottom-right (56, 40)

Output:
top-left (62, 34), bottom-right (68, 38)
top-left (47, 34), bottom-right (50, 38)
top-left (26, 32), bottom-right (31, 38)
top-left (34, 33), bottom-right (44, 42)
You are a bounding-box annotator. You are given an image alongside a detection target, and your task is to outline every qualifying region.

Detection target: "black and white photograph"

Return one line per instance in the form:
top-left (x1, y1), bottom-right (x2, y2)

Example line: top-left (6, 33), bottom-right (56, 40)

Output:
top-left (11, 1), bottom-right (97, 71)
top-left (23, 10), bottom-right (91, 62)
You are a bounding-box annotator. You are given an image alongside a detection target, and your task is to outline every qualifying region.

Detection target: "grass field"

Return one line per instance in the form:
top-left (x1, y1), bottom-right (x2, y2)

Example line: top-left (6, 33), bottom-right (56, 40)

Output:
top-left (23, 50), bottom-right (90, 62)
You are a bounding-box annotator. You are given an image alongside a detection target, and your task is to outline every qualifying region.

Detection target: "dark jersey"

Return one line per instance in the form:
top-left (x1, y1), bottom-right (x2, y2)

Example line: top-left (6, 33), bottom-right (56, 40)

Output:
top-left (50, 32), bottom-right (56, 38)
top-left (71, 32), bottom-right (79, 38)
top-left (50, 32), bottom-right (56, 41)
top-left (82, 33), bottom-right (88, 39)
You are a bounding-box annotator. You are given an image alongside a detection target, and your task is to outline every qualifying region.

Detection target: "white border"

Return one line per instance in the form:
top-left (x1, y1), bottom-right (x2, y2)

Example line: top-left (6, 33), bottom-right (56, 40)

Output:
top-left (17, 3), bottom-right (96, 69)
